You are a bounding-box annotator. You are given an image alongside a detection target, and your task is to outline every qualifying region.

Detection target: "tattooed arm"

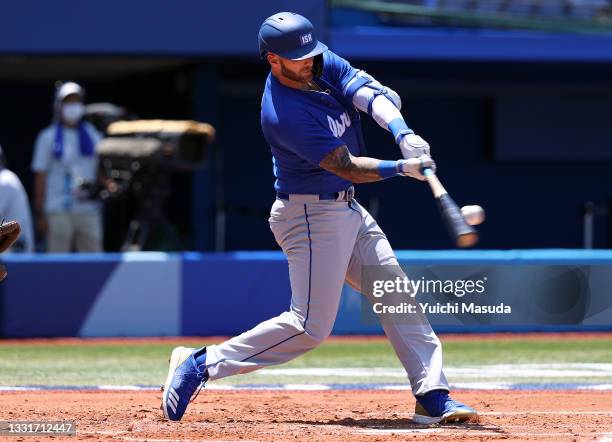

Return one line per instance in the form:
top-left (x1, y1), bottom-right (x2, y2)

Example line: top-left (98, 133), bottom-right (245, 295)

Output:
top-left (319, 145), bottom-right (384, 183)
top-left (319, 145), bottom-right (435, 183)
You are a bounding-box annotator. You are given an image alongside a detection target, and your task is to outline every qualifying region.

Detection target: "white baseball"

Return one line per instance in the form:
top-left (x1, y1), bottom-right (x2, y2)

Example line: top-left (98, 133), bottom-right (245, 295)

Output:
top-left (461, 205), bottom-right (485, 226)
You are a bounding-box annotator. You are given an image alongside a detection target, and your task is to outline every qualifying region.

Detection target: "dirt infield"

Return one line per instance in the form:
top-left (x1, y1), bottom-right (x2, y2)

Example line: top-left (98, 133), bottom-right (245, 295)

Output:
top-left (1, 390), bottom-right (611, 441)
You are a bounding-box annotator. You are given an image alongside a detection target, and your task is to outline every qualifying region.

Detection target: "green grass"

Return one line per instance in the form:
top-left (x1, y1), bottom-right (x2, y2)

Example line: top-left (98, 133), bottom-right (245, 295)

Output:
top-left (0, 338), bottom-right (610, 386)
top-left (443, 339), bottom-right (612, 365)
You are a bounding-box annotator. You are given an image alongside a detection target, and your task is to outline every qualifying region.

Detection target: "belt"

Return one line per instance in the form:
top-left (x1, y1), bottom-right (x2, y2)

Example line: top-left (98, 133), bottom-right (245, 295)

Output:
top-left (277, 186), bottom-right (355, 202)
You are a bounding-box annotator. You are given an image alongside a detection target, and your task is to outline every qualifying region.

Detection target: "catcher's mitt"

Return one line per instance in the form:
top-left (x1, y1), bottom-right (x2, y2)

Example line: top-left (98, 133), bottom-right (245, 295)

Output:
top-left (0, 220), bottom-right (20, 253)
top-left (0, 220), bottom-right (20, 282)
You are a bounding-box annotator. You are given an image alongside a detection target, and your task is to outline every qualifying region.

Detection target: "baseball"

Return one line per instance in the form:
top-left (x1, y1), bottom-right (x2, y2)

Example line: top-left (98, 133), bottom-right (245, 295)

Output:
top-left (461, 205), bottom-right (485, 225)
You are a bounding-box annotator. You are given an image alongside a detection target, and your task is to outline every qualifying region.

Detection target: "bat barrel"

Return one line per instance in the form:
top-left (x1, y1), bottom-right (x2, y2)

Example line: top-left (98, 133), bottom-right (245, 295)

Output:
top-left (457, 231), bottom-right (479, 248)
top-left (436, 194), bottom-right (479, 248)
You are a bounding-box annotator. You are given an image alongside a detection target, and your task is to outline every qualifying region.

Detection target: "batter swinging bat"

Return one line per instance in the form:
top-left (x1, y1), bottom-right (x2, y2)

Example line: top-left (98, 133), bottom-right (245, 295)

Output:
top-left (423, 168), bottom-right (478, 248)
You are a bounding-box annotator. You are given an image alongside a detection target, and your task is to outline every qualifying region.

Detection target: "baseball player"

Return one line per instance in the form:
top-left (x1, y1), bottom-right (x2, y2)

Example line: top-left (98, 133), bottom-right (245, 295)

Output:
top-left (162, 12), bottom-right (477, 425)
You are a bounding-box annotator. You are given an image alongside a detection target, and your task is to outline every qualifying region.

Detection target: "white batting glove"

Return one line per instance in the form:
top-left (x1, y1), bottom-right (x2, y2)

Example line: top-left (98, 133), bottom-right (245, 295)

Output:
top-left (399, 133), bottom-right (431, 159)
top-left (398, 155), bottom-right (436, 181)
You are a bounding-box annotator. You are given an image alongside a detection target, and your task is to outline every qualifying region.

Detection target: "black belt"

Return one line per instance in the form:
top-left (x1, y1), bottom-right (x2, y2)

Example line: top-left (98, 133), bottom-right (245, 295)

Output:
top-left (276, 186), bottom-right (355, 202)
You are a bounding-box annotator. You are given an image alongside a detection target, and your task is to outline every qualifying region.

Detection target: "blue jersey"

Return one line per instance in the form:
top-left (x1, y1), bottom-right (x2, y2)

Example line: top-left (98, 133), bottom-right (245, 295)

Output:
top-left (261, 50), bottom-right (365, 194)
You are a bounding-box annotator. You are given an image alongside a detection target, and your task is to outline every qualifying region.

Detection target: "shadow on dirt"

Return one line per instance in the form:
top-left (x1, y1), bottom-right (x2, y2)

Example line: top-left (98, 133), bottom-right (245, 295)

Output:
top-left (283, 416), bottom-right (505, 435)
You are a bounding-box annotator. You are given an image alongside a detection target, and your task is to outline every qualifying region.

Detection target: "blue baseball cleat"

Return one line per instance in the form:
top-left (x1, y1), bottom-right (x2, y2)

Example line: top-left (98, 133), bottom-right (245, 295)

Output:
top-left (413, 389), bottom-right (477, 424)
top-left (161, 346), bottom-right (208, 421)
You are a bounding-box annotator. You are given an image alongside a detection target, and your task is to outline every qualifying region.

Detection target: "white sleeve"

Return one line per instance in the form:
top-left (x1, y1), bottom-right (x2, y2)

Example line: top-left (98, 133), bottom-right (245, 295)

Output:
top-left (348, 71), bottom-right (428, 158)
top-left (31, 129), bottom-right (53, 173)
top-left (348, 70), bottom-right (407, 138)
top-left (353, 87), bottom-right (404, 132)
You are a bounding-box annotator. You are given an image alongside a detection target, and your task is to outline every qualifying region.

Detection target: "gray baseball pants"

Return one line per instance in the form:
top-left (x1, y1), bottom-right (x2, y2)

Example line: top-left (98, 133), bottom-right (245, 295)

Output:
top-left (205, 194), bottom-right (449, 396)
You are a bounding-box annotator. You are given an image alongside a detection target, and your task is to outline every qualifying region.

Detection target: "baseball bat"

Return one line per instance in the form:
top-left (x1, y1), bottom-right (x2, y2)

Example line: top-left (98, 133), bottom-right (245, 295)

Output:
top-left (423, 168), bottom-right (479, 248)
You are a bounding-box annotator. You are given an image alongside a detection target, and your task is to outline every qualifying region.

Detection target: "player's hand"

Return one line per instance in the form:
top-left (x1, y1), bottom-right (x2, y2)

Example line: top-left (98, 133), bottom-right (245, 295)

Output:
top-left (398, 155), bottom-right (436, 181)
top-left (399, 133), bottom-right (430, 159)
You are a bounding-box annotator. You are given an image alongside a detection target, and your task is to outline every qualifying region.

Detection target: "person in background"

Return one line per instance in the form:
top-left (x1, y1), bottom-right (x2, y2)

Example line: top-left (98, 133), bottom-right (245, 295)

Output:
top-left (31, 81), bottom-right (104, 253)
top-left (0, 144), bottom-right (34, 253)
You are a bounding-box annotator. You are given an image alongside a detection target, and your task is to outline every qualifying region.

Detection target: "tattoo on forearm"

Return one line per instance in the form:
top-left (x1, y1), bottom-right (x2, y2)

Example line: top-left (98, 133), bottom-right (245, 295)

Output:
top-left (319, 145), bottom-right (384, 183)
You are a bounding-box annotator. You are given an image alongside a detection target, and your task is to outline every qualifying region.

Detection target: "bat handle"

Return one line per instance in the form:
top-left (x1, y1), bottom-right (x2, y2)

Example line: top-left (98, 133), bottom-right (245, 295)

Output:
top-left (422, 168), bottom-right (447, 198)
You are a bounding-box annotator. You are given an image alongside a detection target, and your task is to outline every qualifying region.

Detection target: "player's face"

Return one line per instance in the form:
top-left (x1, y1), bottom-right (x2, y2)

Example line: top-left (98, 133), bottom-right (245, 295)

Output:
top-left (278, 56), bottom-right (314, 84)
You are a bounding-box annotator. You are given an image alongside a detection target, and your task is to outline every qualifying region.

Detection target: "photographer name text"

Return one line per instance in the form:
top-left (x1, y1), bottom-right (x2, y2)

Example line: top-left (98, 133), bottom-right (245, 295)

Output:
top-left (373, 302), bottom-right (511, 315)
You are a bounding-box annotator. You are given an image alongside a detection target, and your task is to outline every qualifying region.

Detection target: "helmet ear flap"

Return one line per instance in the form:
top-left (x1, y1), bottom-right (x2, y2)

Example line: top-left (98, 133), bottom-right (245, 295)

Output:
top-left (312, 54), bottom-right (323, 78)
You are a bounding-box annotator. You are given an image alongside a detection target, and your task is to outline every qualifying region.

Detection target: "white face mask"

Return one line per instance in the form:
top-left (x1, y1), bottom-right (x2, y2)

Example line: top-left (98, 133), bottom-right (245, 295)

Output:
top-left (61, 102), bottom-right (85, 125)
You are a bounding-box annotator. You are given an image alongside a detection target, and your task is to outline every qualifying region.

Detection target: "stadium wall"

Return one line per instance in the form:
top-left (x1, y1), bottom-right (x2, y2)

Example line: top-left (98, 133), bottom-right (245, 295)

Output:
top-left (3, 1), bottom-right (612, 62)
top-left (1, 251), bottom-right (611, 338)
top-left (0, 0), bottom-right (327, 56)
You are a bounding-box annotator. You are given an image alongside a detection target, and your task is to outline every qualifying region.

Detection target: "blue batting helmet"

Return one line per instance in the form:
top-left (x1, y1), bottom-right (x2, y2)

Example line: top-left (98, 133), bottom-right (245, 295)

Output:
top-left (258, 12), bottom-right (328, 60)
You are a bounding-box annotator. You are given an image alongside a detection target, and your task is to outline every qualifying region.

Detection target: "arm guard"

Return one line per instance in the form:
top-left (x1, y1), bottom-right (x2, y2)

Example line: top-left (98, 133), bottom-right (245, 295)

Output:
top-left (346, 71), bottom-right (414, 142)
top-left (345, 70), bottom-right (402, 116)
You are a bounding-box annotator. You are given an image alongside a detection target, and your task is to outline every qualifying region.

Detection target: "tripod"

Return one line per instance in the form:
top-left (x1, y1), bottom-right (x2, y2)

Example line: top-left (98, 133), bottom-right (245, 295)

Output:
top-left (121, 170), bottom-right (180, 252)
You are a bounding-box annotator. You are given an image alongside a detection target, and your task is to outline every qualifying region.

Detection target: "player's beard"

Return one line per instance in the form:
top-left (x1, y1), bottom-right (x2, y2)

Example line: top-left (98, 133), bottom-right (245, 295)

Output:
top-left (279, 59), bottom-right (312, 84)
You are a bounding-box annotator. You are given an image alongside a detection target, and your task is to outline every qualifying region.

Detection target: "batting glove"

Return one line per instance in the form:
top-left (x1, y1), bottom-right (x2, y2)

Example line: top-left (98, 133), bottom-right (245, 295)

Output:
top-left (399, 133), bottom-right (431, 159)
top-left (398, 155), bottom-right (436, 181)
